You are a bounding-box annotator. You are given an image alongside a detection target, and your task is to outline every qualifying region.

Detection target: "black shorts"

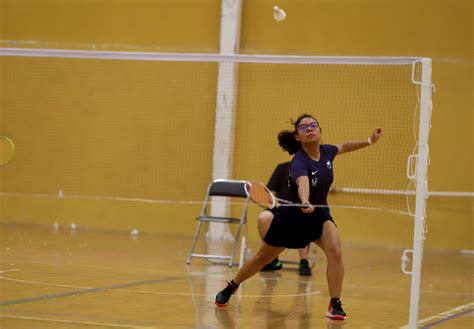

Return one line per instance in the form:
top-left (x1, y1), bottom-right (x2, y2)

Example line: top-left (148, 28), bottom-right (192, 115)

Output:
top-left (263, 207), bottom-right (334, 249)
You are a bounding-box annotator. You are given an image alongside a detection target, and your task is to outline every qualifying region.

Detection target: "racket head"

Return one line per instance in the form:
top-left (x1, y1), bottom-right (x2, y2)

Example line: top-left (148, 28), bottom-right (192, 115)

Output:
top-left (0, 136), bottom-right (15, 166)
top-left (246, 181), bottom-right (276, 209)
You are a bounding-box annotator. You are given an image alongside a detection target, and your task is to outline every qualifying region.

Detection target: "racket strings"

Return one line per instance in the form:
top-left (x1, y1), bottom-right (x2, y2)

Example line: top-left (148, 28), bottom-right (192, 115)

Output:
top-left (248, 182), bottom-right (275, 209)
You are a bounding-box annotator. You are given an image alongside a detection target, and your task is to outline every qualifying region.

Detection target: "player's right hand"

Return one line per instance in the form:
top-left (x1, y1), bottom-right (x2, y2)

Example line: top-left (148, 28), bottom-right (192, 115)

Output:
top-left (301, 201), bottom-right (314, 213)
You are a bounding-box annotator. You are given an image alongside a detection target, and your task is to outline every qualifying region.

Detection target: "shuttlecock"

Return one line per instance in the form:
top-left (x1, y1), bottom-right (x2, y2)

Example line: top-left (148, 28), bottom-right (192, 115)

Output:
top-left (70, 223), bottom-right (77, 231)
top-left (130, 229), bottom-right (139, 237)
top-left (273, 6), bottom-right (287, 22)
top-left (53, 222), bottom-right (59, 231)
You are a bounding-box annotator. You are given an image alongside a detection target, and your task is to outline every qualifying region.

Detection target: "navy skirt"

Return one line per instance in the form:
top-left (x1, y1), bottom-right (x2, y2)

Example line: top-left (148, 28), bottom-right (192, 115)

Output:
top-left (263, 207), bottom-right (334, 249)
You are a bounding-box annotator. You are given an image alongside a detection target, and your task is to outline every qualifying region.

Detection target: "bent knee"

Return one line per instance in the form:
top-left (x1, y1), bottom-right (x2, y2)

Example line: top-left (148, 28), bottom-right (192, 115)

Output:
top-left (257, 211), bottom-right (273, 229)
top-left (325, 245), bottom-right (343, 261)
top-left (257, 211), bottom-right (272, 222)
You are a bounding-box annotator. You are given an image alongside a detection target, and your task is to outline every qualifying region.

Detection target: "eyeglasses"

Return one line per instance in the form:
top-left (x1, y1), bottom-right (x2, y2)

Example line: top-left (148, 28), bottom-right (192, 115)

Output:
top-left (297, 122), bottom-right (319, 132)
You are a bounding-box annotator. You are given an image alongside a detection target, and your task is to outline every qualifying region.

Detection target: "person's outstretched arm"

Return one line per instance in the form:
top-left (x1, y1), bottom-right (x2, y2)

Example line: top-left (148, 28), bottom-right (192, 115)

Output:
top-left (337, 128), bottom-right (383, 155)
top-left (295, 176), bottom-right (314, 213)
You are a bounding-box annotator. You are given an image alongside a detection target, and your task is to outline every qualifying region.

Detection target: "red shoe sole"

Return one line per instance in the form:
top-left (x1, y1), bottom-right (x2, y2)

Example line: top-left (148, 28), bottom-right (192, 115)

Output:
top-left (327, 314), bottom-right (346, 320)
top-left (214, 300), bottom-right (229, 307)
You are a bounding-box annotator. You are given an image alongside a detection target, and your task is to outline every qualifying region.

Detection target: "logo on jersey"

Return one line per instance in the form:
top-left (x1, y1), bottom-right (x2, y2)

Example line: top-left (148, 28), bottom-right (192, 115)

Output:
top-left (311, 170), bottom-right (319, 175)
top-left (311, 177), bottom-right (318, 187)
top-left (326, 160), bottom-right (332, 169)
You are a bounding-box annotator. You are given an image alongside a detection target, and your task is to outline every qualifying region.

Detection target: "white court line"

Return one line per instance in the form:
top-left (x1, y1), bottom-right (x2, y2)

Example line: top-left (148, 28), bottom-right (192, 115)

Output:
top-left (0, 314), bottom-right (154, 328)
top-left (0, 269), bottom-right (20, 274)
top-left (0, 274), bottom-right (320, 299)
top-left (0, 258), bottom-right (205, 276)
top-left (399, 302), bottom-right (474, 328)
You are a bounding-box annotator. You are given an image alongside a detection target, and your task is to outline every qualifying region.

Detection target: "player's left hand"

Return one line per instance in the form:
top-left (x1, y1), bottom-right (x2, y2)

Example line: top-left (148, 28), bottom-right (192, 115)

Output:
top-left (370, 128), bottom-right (384, 144)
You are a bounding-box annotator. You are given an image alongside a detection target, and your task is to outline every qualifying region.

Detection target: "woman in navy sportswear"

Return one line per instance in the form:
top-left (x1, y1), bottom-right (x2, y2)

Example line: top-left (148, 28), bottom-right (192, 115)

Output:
top-left (215, 113), bottom-right (383, 320)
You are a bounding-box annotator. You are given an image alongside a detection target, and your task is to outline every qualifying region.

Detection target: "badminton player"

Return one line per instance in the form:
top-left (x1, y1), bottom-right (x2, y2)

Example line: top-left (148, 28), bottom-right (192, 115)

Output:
top-left (215, 113), bottom-right (383, 320)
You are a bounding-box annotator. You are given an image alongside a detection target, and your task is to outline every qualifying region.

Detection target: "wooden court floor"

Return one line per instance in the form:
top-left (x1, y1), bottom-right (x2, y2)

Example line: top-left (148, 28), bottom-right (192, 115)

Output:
top-left (0, 223), bottom-right (472, 328)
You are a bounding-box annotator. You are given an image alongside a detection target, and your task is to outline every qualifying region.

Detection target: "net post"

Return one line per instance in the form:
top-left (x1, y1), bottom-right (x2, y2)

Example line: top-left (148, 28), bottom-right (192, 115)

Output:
top-left (208, 63), bottom-right (239, 240)
top-left (208, 0), bottom-right (242, 240)
top-left (408, 58), bottom-right (433, 329)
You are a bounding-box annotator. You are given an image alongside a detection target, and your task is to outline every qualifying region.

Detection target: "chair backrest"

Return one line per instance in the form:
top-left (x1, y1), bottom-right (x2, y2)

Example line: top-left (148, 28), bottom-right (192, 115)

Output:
top-left (208, 179), bottom-right (249, 198)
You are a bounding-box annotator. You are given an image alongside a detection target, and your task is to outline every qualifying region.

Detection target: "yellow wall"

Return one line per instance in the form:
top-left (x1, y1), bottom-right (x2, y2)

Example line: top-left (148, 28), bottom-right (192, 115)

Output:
top-left (0, 0), bottom-right (472, 250)
top-left (0, 57), bottom-right (217, 198)
top-left (0, 0), bottom-right (222, 52)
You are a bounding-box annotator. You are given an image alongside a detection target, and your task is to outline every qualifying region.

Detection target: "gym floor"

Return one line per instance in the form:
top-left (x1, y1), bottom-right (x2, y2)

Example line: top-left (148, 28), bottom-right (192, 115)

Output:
top-left (0, 223), bottom-right (472, 328)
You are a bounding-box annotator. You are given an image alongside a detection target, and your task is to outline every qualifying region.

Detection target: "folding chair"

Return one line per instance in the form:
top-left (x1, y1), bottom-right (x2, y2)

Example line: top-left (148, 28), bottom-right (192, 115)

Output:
top-left (186, 179), bottom-right (250, 267)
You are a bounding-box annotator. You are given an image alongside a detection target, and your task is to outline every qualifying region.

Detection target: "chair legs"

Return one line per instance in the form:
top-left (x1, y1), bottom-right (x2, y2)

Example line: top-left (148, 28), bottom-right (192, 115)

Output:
top-left (187, 220), bottom-right (247, 268)
top-left (187, 220), bottom-right (204, 265)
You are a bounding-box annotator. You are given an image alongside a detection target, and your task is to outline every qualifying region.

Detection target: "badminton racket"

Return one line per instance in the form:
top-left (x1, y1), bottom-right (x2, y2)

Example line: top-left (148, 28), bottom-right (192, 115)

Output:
top-left (0, 136), bottom-right (15, 166)
top-left (245, 181), bottom-right (311, 209)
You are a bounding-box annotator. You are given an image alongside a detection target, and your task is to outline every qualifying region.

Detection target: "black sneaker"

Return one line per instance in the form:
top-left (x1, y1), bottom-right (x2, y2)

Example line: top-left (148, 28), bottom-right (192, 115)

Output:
top-left (298, 259), bottom-right (312, 276)
top-left (260, 258), bottom-right (283, 272)
top-left (327, 297), bottom-right (347, 320)
top-left (215, 281), bottom-right (239, 307)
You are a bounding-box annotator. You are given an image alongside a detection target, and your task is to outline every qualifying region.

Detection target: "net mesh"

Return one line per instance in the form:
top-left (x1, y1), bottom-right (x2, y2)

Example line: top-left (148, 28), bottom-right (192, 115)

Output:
top-left (0, 52), bottom-right (420, 215)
